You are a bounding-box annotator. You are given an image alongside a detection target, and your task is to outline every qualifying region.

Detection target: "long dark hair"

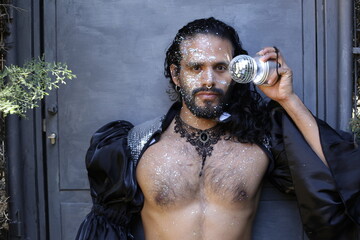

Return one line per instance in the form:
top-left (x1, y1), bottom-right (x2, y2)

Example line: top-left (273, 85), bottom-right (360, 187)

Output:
top-left (164, 17), bottom-right (271, 144)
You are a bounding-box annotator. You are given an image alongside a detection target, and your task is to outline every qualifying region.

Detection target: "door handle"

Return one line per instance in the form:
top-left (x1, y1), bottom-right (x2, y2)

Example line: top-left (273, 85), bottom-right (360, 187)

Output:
top-left (48, 133), bottom-right (57, 145)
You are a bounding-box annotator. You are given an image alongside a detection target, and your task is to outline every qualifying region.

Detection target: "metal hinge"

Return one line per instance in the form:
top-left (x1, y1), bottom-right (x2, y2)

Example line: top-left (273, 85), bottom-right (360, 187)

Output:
top-left (9, 211), bottom-right (22, 237)
top-left (9, 221), bottom-right (22, 238)
top-left (42, 118), bottom-right (46, 132)
top-left (353, 47), bottom-right (360, 54)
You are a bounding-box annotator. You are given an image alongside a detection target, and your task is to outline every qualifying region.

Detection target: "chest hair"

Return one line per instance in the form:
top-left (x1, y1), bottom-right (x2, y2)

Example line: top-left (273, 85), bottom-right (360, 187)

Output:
top-left (137, 136), bottom-right (268, 207)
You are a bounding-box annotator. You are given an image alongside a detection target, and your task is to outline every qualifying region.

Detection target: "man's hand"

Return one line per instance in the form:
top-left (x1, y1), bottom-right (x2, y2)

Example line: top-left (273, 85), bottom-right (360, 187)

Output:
top-left (256, 46), bottom-right (294, 104)
top-left (255, 46), bottom-right (327, 166)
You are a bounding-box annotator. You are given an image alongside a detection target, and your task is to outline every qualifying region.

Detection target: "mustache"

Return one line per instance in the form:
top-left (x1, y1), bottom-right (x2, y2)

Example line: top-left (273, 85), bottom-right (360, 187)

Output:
top-left (192, 87), bottom-right (224, 96)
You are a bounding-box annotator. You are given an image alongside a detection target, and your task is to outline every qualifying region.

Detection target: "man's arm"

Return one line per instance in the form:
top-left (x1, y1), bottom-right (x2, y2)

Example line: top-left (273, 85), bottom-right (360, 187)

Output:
top-left (276, 94), bottom-right (327, 165)
top-left (257, 47), bottom-right (326, 165)
top-left (257, 47), bottom-right (359, 239)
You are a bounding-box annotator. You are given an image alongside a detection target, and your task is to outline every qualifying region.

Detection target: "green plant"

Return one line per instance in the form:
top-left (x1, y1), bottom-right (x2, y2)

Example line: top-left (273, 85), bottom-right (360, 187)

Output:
top-left (350, 63), bottom-right (360, 141)
top-left (352, 0), bottom-right (360, 141)
top-left (0, 57), bottom-right (76, 117)
top-left (350, 115), bottom-right (360, 141)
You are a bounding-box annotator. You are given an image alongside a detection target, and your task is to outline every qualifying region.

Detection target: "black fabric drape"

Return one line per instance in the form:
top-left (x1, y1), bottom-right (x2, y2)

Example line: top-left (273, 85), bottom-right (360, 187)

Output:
top-left (76, 120), bottom-right (143, 240)
top-left (76, 104), bottom-right (360, 240)
top-left (269, 105), bottom-right (360, 240)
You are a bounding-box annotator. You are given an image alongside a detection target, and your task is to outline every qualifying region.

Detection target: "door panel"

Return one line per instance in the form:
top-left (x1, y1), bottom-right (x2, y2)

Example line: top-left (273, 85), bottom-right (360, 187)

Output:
top-left (44, 0), bottom-right (315, 239)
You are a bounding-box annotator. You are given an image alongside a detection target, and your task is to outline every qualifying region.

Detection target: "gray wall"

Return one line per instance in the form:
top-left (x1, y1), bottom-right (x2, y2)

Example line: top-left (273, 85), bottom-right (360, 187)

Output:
top-left (5, 0), bottom-right (353, 239)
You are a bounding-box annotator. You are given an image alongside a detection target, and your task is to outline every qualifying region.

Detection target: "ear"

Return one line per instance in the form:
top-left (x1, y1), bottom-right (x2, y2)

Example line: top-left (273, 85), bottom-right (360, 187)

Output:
top-left (170, 64), bottom-right (180, 86)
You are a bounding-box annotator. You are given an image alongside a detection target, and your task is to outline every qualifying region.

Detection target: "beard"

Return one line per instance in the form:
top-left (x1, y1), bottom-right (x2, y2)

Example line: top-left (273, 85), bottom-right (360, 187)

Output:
top-left (180, 86), bottom-right (228, 119)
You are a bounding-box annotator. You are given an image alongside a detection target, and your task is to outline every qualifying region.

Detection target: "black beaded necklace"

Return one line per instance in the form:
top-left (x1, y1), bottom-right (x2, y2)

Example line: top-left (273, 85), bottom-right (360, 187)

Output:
top-left (174, 115), bottom-right (225, 177)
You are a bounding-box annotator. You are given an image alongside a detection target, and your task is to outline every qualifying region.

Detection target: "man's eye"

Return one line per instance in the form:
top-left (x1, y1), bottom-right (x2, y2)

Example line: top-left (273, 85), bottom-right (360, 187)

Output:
top-left (192, 66), bottom-right (201, 71)
top-left (216, 65), bottom-right (227, 71)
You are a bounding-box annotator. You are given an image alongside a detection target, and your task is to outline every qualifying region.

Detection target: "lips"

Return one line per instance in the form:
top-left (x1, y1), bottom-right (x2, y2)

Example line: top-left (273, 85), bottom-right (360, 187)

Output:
top-left (196, 91), bottom-right (218, 96)
top-left (195, 91), bottom-right (219, 99)
top-left (191, 87), bottom-right (224, 100)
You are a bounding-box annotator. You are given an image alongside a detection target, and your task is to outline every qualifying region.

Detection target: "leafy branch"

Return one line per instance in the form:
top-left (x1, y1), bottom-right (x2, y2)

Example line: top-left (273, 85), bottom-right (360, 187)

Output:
top-left (0, 57), bottom-right (76, 117)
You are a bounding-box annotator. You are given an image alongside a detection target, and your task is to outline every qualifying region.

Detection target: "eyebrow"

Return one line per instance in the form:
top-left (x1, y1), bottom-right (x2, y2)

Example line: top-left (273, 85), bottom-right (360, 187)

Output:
top-left (186, 61), bottom-right (230, 68)
top-left (215, 61), bottom-right (230, 66)
top-left (186, 62), bottom-right (204, 68)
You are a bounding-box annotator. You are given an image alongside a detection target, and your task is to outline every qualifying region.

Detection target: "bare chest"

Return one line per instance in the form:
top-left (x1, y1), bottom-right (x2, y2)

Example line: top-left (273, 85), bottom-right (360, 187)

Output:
top-left (136, 136), bottom-right (269, 208)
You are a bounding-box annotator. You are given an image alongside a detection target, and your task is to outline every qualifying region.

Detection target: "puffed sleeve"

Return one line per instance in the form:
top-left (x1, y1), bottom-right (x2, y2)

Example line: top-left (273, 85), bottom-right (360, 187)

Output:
top-left (316, 119), bottom-right (360, 226)
top-left (268, 103), bottom-right (359, 240)
top-left (76, 121), bottom-right (144, 240)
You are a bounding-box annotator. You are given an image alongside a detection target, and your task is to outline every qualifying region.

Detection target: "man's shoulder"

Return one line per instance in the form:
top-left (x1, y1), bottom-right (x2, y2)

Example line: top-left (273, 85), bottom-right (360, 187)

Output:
top-left (129, 116), bottom-right (165, 139)
top-left (128, 115), bottom-right (165, 164)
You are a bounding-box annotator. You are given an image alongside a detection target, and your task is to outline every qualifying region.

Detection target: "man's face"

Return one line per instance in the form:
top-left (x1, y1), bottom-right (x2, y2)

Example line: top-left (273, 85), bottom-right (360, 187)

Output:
top-left (172, 34), bottom-right (234, 119)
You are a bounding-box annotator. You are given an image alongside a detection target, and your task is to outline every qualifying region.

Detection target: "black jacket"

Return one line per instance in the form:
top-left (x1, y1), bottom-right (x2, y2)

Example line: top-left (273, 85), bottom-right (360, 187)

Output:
top-left (76, 102), bottom-right (360, 240)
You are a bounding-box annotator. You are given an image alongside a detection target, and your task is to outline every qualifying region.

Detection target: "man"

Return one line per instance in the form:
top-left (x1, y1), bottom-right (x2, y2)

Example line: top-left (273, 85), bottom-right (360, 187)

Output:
top-left (76, 17), bottom-right (359, 240)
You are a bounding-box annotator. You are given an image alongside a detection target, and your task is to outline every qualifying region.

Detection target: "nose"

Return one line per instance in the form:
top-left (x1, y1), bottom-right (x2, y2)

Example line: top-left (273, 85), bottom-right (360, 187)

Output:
top-left (201, 68), bottom-right (215, 88)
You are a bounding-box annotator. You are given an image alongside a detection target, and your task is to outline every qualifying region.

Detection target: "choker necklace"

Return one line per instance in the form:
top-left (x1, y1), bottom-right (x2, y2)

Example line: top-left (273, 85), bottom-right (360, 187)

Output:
top-left (174, 115), bottom-right (225, 177)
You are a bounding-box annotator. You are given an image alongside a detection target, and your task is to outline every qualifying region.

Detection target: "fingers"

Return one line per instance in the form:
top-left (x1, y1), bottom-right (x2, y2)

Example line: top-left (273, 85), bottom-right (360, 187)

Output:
top-left (256, 46), bottom-right (277, 56)
top-left (267, 65), bottom-right (293, 86)
top-left (256, 46), bottom-right (286, 67)
top-left (255, 46), bottom-right (292, 87)
top-left (259, 52), bottom-right (280, 64)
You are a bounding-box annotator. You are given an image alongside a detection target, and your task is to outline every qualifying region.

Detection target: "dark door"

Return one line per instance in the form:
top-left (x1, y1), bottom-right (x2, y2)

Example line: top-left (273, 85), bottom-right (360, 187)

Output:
top-left (42, 0), bottom-right (345, 239)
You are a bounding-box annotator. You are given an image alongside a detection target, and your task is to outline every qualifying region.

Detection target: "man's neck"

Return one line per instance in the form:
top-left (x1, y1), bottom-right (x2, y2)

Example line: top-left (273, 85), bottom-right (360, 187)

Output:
top-left (179, 103), bottom-right (218, 130)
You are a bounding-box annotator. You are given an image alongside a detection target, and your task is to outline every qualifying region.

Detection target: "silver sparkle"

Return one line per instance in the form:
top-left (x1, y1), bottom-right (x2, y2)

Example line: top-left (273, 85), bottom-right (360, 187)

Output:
top-left (128, 116), bottom-right (164, 166)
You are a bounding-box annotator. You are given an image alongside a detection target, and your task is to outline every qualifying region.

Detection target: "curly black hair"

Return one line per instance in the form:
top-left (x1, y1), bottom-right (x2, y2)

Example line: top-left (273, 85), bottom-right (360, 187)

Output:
top-left (164, 17), bottom-right (271, 144)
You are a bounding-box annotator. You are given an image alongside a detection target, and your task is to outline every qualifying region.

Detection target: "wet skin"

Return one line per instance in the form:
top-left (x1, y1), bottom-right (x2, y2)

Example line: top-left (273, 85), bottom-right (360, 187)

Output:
top-left (136, 34), bottom-right (269, 240)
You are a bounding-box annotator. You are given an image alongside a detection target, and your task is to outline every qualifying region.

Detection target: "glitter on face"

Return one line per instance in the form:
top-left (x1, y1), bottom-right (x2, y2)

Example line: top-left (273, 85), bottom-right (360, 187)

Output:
top-left (176, 34), bottom-right (233, 119)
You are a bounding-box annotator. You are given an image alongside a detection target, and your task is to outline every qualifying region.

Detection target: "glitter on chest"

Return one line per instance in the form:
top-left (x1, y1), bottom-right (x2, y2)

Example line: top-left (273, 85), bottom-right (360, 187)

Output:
top-left (174, 115), bottom-right (225, 176)
top-left (139, 138), bottom-right (268, 208)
